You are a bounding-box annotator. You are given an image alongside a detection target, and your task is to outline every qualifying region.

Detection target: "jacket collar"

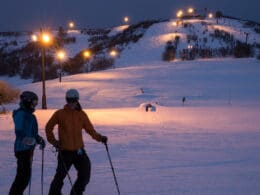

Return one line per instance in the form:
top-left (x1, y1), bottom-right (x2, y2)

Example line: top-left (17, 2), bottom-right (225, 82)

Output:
top-left (64, 104), bottom-right (77, 111)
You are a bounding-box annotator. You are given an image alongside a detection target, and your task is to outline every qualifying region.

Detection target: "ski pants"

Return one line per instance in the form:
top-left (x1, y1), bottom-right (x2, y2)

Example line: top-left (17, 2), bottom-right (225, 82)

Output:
top-left (48, 149), bottom-right (91, 195)
top-left (9, 149), bottom-right (33, 195)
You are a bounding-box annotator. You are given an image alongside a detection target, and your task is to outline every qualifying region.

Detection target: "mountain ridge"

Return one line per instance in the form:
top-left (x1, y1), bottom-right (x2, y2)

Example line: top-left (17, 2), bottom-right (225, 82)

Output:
top-left (0, 16), bottom-right (259, 82)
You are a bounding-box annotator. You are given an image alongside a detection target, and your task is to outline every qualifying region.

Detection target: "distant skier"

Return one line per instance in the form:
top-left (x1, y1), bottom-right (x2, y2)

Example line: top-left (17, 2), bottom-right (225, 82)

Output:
top-left (9, 91), bottom-right (46, 195)
top-left (45, 89), bottom-right (108, 195)
top-left (182, 97), bottom-right (186, 106)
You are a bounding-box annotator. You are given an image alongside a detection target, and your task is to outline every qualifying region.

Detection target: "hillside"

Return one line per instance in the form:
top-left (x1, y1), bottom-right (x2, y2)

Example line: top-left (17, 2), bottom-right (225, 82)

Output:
top-left (116, 18), bottom-right (260, 66)
top-left (0, 17), bottom-right (259, 82)
top-left (1, 54), bottom-right (260, 195)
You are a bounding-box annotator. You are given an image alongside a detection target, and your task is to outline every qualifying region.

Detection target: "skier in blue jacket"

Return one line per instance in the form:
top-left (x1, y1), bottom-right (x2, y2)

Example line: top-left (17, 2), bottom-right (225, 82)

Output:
top-left (9, 91), bottom-right (46, 195)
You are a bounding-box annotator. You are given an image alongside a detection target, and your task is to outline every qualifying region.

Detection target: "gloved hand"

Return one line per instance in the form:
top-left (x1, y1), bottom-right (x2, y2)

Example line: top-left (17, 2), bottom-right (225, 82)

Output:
top-left (36, 136), bottom-right (46, 150)
top-left (53, 140), bottom-right (60, 150)
top-left (39, 139), bottom-right (46, 150)
top-left (101, 136), bottom-right (108, 144)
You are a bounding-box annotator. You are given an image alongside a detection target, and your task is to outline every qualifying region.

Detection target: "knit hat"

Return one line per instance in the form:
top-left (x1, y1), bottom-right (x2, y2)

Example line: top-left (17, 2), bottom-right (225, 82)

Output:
top-left (20, 91), bottom-right (38, 103)
top-left (20, 91), bottom-right (38, 110)
top-left (66, 89), bottom-right (79, 101)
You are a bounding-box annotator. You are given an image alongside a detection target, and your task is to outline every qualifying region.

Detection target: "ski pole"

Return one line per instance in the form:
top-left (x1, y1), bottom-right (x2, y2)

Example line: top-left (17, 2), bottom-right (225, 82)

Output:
top-left (105, 143), bottom-right (120, 195)
top-left (41, 149), bottom-right (44, 195)
top-left (58, 150), bottom-right (76, 195)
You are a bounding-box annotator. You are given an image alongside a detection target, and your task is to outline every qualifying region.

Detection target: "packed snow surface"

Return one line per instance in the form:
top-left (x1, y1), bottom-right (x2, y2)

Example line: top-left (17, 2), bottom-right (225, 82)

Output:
top-left (1, 58), bottom-right (260, 195)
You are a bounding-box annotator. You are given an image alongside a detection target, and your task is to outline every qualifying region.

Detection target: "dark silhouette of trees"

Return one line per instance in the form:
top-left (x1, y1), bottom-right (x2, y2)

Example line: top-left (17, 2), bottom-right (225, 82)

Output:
top-left (215, 11), bottom-right (223, 24)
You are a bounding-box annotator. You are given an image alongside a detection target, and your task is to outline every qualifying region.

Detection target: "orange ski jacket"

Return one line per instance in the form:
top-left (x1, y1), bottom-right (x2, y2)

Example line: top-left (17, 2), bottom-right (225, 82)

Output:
top-left (45, 105), bottom-right (102, 151)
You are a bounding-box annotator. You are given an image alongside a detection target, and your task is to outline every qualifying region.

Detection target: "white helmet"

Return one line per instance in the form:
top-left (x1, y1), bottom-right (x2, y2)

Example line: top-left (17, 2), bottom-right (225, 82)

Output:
top-left (66, 89), bottom-right (79, 100)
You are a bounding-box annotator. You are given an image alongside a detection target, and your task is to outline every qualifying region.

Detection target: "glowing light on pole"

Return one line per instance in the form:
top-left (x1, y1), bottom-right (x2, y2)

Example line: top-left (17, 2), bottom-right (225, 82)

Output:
top-left (110, 49), bottom-right (117, 57)
top-left (124, 16), bottom-right (129, 23)
top-left (41, 31), bottom-right (52, 109)
top-left (83, 49), bottom-right (92, 72)
top-left (69, 21), bottom-right (75, 29)
top-left (176, 10), bottom-right (183, 27)
top-left (41, 33), bottom-right (51, 47)
top-left (56, 50), bottom-right (66, 82)
top-left (31, 34), bottom-right (38, 42)
top-left (57, 50), bottom-right (66, 60)
top-left (176, 10), bottom-right (183, 18)
top-left (83, 50), bottom-right (91, 59)
top-left (31, 30), bottom-right (52, 109)
top-left (109, 49), bottom-right (118, 69)
top-left (208, 13), bottom-right (213, 19)
top-left (187, 8), bottom-right (194, 14)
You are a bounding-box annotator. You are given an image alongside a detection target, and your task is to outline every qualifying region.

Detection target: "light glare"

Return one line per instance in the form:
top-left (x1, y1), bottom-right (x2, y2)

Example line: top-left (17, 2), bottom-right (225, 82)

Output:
top-left (188, 8), bottom-right (194, 14)
top-left (110, 50), bottom-right (117, 57)
top-left (42, 33), bottom-right (50, 43)
top-left (69, 22), bottom-right (75, 28)
top-left (31, 34), bottom-right (38, 42)
top-left (124, 16), bottom-right (129, 23)
top-left (83, 50), bottom-right (91, 58)
top-left (176, 10), bottom-right (183, 18)
top-left (57, 50), bottom-right (66, 60)
top-left (208, 13), bottom-right (213, 18)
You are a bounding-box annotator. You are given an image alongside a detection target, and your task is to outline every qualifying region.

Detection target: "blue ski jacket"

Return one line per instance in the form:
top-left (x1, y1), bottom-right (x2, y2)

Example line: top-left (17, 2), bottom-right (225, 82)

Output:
top-left (13, 105), bottom-right (41, 152)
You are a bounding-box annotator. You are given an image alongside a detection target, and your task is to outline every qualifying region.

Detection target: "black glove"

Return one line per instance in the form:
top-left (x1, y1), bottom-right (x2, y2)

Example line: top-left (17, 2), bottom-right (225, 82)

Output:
top-left (101, 136), bottom-right (108, 144)
top-left (38, 138), bottom-right (46, 150)
top-left (53, 140), bottom-right (60, 150)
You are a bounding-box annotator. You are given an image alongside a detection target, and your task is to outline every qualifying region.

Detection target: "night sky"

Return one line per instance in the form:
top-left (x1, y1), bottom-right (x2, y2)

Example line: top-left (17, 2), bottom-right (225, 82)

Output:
top-left (0, 0), bottom-right (259, 31)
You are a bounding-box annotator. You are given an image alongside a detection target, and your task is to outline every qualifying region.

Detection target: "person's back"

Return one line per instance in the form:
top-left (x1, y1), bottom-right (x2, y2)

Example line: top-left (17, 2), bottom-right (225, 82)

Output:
top-left (13, 107), bottom-right (38, 152)
top-left (46, 88), bottom-right (107, 195)
top-left (46, 103), bottom-right (102, 150)
top-left (9, 91), bottom-right (45, 195)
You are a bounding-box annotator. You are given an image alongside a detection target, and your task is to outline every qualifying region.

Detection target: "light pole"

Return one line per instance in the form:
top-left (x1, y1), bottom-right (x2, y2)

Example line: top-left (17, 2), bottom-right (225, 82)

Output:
top-left (176, 10), bottom-right (183, 26)
top-left (83, 49), bottom-right (92, 72)
top-left (41, 30), bottom-right (52, 109)
top-left (109, 49), bottom-right (118, 69)
top-left (187, 45), bottom-right (193, 60)
top-left (41, 40), bottom-right (47, 109)
top-left (245, 32), bottom-right (249, 44)
top-left (56, 50), bottom-right (66, 82)
top-left (32, 29), bottom-right (52, 109)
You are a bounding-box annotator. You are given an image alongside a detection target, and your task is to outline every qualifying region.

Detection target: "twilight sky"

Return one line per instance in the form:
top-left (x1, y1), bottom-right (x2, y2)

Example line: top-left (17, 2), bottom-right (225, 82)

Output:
top-left (0, 0), bottom-right (259, 31)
